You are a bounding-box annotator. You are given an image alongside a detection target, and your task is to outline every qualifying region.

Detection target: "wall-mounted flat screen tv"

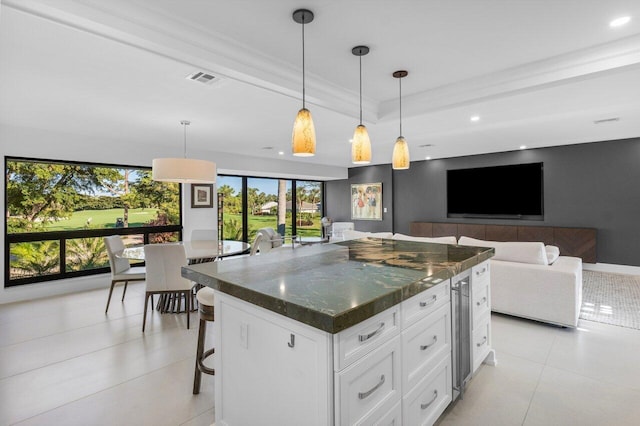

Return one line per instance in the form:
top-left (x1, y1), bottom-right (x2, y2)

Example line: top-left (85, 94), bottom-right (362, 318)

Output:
top-left (447, 162), bottom-right (544, 220)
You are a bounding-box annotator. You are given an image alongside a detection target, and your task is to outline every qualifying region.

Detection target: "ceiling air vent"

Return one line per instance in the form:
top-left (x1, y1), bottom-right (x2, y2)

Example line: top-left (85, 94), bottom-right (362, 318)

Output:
top-left (186, 71), bottom-right (219, 85)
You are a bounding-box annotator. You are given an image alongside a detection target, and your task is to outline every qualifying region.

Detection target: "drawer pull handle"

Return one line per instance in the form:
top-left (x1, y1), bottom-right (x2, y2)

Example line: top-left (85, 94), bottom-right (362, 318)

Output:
top-left (420, 390), bottom-right (438, 410)
top-left (476, 336), bottom-right (487, 347)
top-left (419, 295), bottom-right (437, 308)
top-left (358, 375), bottom-right (385, 400)
top-left (476, 267), bottom-right (487, 276)
top-left (476, 296), bottom-right (487, 307)
top-left (287, 334), bottom-right (295, 348)
top-left (359, 322), bottom-right (385, 343)
top-left (420, 335), bottom-right (438, 351)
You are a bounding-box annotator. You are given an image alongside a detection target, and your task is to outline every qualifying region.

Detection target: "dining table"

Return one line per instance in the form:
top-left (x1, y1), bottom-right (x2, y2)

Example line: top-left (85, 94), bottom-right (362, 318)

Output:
top-left (117, 239), bottom-right (250, 313)
top-left (118, 239), bottom-right (251, 264)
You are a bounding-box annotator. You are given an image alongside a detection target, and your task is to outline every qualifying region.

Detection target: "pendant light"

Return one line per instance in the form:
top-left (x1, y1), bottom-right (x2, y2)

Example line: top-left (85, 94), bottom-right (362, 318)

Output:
top-left (152, 120), bottom-right (217, 183)
top-left (392, 70), bottom-right (410, 170)
top-left (351, 45), bottom-right (372, 164)
top-left (291, 9), bottom-right (316, 157)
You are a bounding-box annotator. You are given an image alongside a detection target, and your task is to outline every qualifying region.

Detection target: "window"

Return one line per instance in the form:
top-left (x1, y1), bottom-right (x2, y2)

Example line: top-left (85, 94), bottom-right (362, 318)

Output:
top-left (5, 157), bottom-right (181, 286)
top-left (217, 175), bottom-right (323, 242)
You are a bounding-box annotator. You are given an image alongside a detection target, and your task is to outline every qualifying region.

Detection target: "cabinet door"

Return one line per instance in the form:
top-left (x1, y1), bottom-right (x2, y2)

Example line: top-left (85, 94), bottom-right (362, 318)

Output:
top-left (215, 293), bottom-right (332, 426)
top-left (336, 335), bottom-right (402, 426)
top-left (402, 303), bottom-right (451, 392)
top-left (472, 317), bottom-right (491, 373)
top-left (403, 354), bottom-right (452, 426)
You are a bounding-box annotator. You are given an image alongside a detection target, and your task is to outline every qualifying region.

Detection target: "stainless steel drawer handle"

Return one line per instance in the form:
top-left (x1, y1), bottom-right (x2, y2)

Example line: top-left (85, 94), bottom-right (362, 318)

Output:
top-left (476, 267), bottom-right (487, 276)
top-left (359, 322), bottom-right (385, 342)
top-left (476, 336), bottom-right (487, 347)
top-left (419, 295), bottom-right (437, 308)
top-left (476, 296), bottom-right (487, 307)
top-left (420, 390), bottom-right (438, 410)
top-left (358, 374), bottom-right (385, 400)
top-left (420, 335), bottom-right (438, 351)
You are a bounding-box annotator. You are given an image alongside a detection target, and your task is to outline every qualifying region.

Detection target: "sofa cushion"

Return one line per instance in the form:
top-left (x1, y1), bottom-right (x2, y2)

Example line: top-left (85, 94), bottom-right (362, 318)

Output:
top-left (392, 233), bottom-right (457, 244)
top-left (342, 230), bottom-right (393, 240)
top-left (545, 245), bottom-right (560, 264)
top-left (458, 236), bottom-right (548, 265)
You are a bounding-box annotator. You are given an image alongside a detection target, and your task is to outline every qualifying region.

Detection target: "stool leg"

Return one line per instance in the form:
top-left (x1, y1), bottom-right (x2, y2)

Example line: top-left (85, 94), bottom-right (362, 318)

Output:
top-left (193, 317), bottom-right (206, 394)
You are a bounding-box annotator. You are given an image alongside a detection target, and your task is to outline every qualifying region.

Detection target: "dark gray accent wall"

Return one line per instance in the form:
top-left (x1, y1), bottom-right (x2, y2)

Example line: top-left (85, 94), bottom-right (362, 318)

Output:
top-left (326, 137), bottom-right (640, 266)
top-left (325, 164), bottom-right (393, 232)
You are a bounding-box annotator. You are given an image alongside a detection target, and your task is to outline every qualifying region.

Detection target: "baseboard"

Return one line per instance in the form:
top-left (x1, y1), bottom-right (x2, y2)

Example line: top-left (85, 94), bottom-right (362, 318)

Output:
top-left (583, 262), bottom-right (640, 276)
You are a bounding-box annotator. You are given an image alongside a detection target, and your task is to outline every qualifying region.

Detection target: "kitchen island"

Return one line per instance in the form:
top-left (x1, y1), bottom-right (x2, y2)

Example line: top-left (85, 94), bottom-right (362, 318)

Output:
top-left (183, 237), bottom-right (495, 426)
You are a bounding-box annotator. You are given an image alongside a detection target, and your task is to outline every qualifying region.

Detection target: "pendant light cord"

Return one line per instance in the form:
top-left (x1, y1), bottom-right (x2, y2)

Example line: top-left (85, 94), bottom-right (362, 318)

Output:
top-left (302, 15), bottom-right (306, 109)
top-left (399, 76), bottom-right (403, 137)
top-left (181, 120), bottom-right (190, 158)
top-left (359, 55), bottom-right (363, 125)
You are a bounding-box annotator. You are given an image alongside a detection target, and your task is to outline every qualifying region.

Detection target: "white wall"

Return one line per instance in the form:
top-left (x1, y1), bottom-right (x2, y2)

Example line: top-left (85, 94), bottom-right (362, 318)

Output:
top-left (0, 123), bottom-right (346, 304)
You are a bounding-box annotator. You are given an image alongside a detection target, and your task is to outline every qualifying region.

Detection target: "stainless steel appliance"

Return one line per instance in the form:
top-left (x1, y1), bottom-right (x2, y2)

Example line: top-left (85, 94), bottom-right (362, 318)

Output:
top-left (451, 270), bottom-right (472, 400)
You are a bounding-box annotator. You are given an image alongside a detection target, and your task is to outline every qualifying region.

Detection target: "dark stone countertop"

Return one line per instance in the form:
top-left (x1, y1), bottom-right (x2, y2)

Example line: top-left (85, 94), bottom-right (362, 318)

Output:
top-left (182, 238), bottom-right (494, 334)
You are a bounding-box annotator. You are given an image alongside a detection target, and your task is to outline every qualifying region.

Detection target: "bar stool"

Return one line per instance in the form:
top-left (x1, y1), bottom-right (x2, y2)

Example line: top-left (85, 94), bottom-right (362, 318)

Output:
top-left (193, 286), bottom-right (215, 394)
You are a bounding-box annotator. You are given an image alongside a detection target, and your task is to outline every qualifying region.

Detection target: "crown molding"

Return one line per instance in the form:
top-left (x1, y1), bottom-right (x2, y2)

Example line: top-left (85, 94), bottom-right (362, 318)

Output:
top-left (378, 33), bottom-right (640, 120)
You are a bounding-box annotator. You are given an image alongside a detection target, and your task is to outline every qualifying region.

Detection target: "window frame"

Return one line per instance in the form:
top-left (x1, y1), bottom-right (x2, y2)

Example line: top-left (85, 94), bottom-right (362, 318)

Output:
top-left (4, 156), bottom-right (183, 287)
top-left (217, 174), bottom-right (325, 243)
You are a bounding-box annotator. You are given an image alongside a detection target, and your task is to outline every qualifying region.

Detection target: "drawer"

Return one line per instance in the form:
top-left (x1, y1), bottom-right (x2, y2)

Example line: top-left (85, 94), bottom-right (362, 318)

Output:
top-left (403, 353), bottom-right (452, 426)
top-left (402, 280), bottom-right (450, 328)
top-left (471, 261), bottom-right (490, 288)
top-left (472, 317), bottom-right (491, 373)
top-left (336, 335), bottom-right (402, 426)
top-left (472, 279), bottom-right (490, 327)
top-left (334, 305), bottom-right (400, 371)
top-left (402, 303), bottom-right (451, 392)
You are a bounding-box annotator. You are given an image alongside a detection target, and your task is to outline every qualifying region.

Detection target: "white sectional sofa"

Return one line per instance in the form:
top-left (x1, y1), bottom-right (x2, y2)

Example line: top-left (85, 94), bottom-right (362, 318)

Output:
top-left (458, 236), bottom-right (582, 328)
top-left (332, 230), bottom-right (583, 328)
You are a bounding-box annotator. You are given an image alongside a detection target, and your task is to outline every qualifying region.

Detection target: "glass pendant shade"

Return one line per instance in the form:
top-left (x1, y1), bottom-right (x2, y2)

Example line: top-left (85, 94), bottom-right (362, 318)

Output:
top-left (152, 158), bottom-right (216, 183)
top-left (351, 124), bottom-right (372, 164)
top-left (292, 107), bottom-right (316, 156)
top-left (392, 136), bottom-right (410, 170)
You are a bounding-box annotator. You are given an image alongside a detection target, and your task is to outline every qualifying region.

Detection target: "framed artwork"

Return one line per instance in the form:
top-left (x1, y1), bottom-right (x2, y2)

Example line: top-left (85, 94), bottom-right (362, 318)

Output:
top-left (191, 184), bottom-right (214, 208)
top-left (351, 182), bottom-right (382, 220)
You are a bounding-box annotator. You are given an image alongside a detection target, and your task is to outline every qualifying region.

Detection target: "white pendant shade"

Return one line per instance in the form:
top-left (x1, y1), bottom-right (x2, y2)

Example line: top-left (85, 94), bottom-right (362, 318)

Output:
top-left (292, 108), bottom-right (316, 156)
top-left (152, 158), bottom-right (217, 183)
top-left (351, 124), bottom-right (371, 164)
top-left (392, 136), bottom-right (410, 170)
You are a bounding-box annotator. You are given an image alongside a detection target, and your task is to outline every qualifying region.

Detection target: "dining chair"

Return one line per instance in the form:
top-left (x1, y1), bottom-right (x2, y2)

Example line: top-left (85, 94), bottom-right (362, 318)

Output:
top-left (104, 235), bottom-right (146, 314)
top-left (190, 229), bottom-right (217, 241)
top-left (250, 232), bottom-right (268, 255)
top-left (256, 227), bottom-right (298, 250)
top-left (331, 222), bottom-right (355, 240)
top-left (142, 244), bottom-right (195, 332)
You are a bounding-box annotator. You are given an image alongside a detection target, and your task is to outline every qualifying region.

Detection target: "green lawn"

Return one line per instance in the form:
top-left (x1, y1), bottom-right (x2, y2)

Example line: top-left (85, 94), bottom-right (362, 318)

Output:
top-left (221, 213), bottom-right (321, 239)
top-left (43, 208), bottom-right (160, 231)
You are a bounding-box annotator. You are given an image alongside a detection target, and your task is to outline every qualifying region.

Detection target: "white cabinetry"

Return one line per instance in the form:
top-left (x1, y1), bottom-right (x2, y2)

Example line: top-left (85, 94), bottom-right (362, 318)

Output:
top-left (470, 260), bottom-right (497, 373)
top-left (214, 294), bottom-right (332, 426)
top-left (401, 282), bottom-right (452, 426)
top-left (213, 272), bottom-right (492, 426)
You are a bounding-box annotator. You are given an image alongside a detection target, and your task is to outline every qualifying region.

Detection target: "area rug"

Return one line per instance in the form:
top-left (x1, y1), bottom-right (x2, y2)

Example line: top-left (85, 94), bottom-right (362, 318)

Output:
top-left (580, 270), bottom-right (640, 330)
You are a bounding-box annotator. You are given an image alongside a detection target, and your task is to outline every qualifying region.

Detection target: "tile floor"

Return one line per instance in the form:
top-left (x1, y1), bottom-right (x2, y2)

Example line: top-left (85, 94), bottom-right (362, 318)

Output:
top-left (1, 283), bottom-right (639, 425)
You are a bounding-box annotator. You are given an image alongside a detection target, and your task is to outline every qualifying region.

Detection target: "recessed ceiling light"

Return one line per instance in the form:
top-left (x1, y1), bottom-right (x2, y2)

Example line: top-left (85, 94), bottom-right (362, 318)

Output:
top-left (610, 16), bottom-right (631, 27)
top-left (349, 138), bottom-right (353, 143)
top-left (425, 156), bottom-right (432, 160)
top-left (278, 151), bottom-right (284, 155)
top-left (519, 145), bottom-right (527, 150)
top-left (470, 115), bottom-right (480, 122)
